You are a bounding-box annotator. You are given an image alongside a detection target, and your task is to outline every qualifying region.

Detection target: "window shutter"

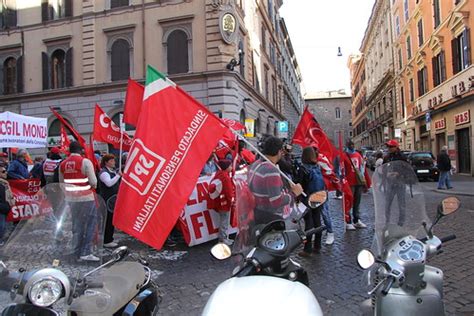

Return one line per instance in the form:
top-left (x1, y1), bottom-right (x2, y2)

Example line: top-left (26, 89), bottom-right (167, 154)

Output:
top-left (16, 56), bottom-right (23, 93)
top-left (42, 52), bottom-right (50, 90)
top-left (440, 50), bottom-right (446, 82)
top-left (6, 7), bottom-right (16, 28)
top-left (65, 48), bottom-right (73, 87)
top-left (451, 38), bottom-right (459, 74)
top-left (463, 28), bottom-right (471, 67)
top-left (432, 56), bottom-right (438, 87)
top-left (417, 70), bottom-right (422, 97)
top-left (65, 0), bottom-right (72, 17)
top-left (0, 62), bottom-right (4, 95)
top-left (423, 68), bottom-right (428, 93)
top-left (41, 0), bottom-right (49, 22)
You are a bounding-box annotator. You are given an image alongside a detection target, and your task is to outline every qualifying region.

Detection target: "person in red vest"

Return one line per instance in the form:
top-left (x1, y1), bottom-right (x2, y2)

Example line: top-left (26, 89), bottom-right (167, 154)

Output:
top-left (59, 141), bottom-right (99, 262)
top-left (209, 159), bottom-right (234, 245)
top-left (342, 139), bottom-right (371, 231)
top-left (43, 147), bottom-right (63, 185)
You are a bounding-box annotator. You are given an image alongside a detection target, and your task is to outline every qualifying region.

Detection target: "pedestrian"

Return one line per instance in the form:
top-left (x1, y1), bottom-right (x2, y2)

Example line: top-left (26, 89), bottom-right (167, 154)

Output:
top-left (375, 151), bottom-right (384, 169)
top-left (98, 154), bottom-right (121, 248)
top-left (209, 159), bottom-right (234, 245)
top-left (437, 146), bottom-right (453, 190)
top-left (383, 139), bottom-right (407, 163)
top-left (277, 144), bottom-right (294, 180)
top-left (7, 148), bottom-right (30, 180)
top-left (59, 141), bottom-right (100, 262)
top-left (342, 140), bottom-right (371, 230)
top-left (30, 156), bottom-right (46, 186)
top-left (43, 147), bottom-right (63, 185)
top-left (0, 152), bottom-right (9, 169)
top-left (295, 146), bottom-right (325, 256)
top-left (248, 136), bottom-right (303, 224)
top-left (316, 151), bottom-right (337, 245)
top-left (0, 165), bottom-right (14, 243)
top-left (201, 154), bottom-right (218, 176)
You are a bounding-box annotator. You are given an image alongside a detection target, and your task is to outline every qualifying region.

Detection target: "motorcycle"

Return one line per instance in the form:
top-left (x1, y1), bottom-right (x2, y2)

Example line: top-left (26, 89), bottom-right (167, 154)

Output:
top-left (0, 183), bottom-right (159, 315)
top-left (356, 160), bottom-right (460, 316)
top-left (202, 167), bottom-right (326, 316)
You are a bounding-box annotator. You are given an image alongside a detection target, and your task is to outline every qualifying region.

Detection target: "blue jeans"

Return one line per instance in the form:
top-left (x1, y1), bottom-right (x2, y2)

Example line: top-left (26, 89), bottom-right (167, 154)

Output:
top-left (438, 171), bottom-right (452, 189)
top-left (321, 203), bottom-right (333, 233)
top-left (0, 213), bottom-right (6, 240)
top-left (71, 201), bottom-right (98, 257)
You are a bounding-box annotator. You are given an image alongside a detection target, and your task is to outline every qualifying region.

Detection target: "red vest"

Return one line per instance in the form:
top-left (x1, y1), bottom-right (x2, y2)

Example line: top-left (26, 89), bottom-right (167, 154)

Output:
top-left (60, 155), bottom-right (91, 195)
top-left (43, 158), bottom-right (61, 177)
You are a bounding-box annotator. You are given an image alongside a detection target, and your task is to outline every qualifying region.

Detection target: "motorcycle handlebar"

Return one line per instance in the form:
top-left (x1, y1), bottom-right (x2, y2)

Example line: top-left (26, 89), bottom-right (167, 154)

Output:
top-left (440, 234), bottom-right (456, 243)
top-left (381, 276), bottom-right (395, 296)
top-left (235, 264), bottom-right (256, 277)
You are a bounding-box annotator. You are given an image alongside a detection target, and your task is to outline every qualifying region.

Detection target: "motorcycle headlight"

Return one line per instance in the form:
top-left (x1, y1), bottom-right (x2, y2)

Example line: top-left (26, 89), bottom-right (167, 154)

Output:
top-left (28, 277), bottom-right (63, 307)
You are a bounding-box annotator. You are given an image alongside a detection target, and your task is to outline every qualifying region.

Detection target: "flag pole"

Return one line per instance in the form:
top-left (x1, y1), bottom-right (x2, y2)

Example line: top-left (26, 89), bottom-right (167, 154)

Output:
top-left (338, 130), bottom-right (346, 232)
top-left (229, 129), bottom-right (306, 197)
top-left (119, 113), bottom-right (124, 172)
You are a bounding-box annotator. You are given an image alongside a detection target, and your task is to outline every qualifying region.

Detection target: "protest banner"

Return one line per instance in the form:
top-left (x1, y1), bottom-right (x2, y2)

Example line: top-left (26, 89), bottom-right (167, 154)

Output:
top-left (0, 112), bottom-right (48, 148)
top-left (6, 179), bottom-right (53, 221)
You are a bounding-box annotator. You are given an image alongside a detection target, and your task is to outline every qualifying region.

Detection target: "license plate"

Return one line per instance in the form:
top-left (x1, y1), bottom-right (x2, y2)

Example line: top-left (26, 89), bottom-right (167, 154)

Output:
top-left (417, 170), bottom-right (429, 173)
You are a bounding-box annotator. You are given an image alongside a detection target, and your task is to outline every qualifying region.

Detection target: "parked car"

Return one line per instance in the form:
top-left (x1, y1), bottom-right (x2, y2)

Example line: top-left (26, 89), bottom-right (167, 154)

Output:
top-left (407, 151), bottom-right (439, 181)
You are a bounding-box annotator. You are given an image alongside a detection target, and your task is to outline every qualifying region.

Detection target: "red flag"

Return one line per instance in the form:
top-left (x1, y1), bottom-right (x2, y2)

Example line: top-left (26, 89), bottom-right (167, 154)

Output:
top-left (292, 106), bottom-right (336, 160)
top-left (93, 104), bottom-right (133, 151)
top-left (113, 65), bottom-right (228, 250)
top-left (221, 118), bottom-right (246, 131)
top-left (124, 79), bottom-right (145, 126)
top-left (60, 124), bottom-right (71, 153)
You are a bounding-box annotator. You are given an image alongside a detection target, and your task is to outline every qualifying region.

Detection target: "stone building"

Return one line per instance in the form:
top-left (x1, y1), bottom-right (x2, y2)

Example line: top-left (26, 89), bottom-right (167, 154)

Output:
top-left (348, 53), bottom-right (368, 148)
top-left (305, 90), bottom-right (352, 148)
top-left (0, 0), bottom-right (304, 153)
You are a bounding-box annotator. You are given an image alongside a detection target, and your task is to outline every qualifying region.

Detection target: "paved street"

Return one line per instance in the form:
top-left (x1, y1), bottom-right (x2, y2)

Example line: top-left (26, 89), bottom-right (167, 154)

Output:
top-left (1, 183), bottom-right (473, 315)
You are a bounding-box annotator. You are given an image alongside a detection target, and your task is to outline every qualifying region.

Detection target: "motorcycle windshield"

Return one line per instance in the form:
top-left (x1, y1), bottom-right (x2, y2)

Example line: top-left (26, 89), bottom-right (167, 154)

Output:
top-left (1, 183), bottom-right (106, 273)
top-left (232, 161), bottom-right (301, 259)
top-left (371, 160), bottom-right (431, 257)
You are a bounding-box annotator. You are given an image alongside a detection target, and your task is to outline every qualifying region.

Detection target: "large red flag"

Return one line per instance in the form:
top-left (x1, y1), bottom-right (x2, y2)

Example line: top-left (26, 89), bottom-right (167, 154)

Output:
top-left (123, 79), bottom-right (145, 126)
top-left (113, 65), bottom-right (228, 250)
top-left (59, 124), bottom-right (71, 153)
top-left (93, 104), bottom-right (132, 151)
top-left (292, 106), bottom-right (336, 160)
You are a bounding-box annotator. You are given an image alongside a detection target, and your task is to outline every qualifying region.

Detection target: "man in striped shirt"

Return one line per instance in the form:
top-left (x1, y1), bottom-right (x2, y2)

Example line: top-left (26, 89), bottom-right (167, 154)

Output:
top-left (248, 136), bottom-right (303, 224)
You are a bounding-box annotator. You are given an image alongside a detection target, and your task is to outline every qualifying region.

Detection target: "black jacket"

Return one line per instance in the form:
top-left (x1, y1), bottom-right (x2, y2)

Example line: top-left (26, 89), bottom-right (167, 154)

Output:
top-left (0, 184), bottom-right (11, 215)
top-left (437, 152), bottom-right (451, 171)
top-left (383, 150), bottom-right (407, 164)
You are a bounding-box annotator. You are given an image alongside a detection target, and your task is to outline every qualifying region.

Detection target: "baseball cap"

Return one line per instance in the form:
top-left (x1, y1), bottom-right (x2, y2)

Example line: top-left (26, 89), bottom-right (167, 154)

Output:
top-left (50, 147), bottom-right (61, 154)
top-left (385, 139), bottom-right (399, 147)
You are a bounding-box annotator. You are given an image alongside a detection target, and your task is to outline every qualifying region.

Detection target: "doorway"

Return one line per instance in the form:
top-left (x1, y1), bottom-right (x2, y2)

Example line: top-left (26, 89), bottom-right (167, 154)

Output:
top-left (456, 128), bottom-right (471, 174)
top-left (436, 132), bottom-right (446, 156)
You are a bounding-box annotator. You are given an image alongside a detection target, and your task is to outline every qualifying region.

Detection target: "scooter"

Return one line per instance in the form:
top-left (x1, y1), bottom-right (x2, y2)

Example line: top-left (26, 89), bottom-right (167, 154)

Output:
top-left (202, 190), bottom-right (328, 316)
top-left (357, 160), bottom-right (460, 316)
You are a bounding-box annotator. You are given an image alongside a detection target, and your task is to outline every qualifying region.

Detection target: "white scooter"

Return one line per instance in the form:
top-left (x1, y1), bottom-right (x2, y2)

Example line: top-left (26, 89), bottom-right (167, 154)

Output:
top-left (357, 161), bottom-right (460, 316)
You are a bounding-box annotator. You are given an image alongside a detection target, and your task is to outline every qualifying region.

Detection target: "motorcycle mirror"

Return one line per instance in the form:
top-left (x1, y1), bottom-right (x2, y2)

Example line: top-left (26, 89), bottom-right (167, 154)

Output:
top-left (440, 197), bottom-right (461, 216)
top-left (210, 243), bottom-right (232, 260)
top-left (357, 249), bottom-right (376, 270)
top-left (112, 246), bottom-right (128, 260)
top-left (308, 190), bottom-right (328, 209)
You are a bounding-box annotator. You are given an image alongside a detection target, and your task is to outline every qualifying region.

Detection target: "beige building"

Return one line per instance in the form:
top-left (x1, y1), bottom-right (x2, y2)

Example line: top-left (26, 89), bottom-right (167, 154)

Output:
top-left (0, 0), bottom-right (304, 153)
top-left (348, 53), bottom-right (368, 149)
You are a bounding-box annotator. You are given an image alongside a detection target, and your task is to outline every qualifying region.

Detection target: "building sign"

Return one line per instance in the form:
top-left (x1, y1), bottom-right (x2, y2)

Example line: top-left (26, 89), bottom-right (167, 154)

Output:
top-left (394, 128), bottom-right (401, 138)
top-left (277, 121), bottom-right (289, 138)
top-left (219, 12), bottom-right (238, 44)
top-left (434, 118), bottom-right (446, 130)
top-left (454, 110), bottom-right (470, 126)
top-left (244, 119), bottom-right (255, 138)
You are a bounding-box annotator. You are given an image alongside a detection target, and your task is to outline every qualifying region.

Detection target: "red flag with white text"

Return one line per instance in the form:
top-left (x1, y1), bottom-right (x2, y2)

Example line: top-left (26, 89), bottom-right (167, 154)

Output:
top-left (93, 104), bottom-right (132, 151)
top-left (124, 79), bottom-right (145, 126)
top-left (60, 124), bottom-right (71, 153)
top-left (113, 65), bottom-right (228, 250)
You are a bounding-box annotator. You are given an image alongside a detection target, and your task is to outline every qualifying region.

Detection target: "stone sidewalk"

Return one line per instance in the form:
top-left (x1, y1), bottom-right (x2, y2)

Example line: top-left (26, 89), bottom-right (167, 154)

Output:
top-left (422, 174), bottom-right (474, 196)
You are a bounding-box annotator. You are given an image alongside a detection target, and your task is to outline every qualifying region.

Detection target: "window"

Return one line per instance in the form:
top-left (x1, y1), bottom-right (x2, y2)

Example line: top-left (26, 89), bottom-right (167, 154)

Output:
top-left (417, 19), bottom-right (424, 46)
top-left (451, 28), bottom-right (471, 74)
top-left (0, 0), bottom-right (17, 29)
top-left (238, 41), bottom-right (245, 78)
top-left (335, 107), bottom-right (341, 119)
top-left (272, 76), bottom-right (277, 107)
top-left (42, 48), bottom-right (72, 90)
top-left (409, 78), bottom-right (414, 102)
top-left (432, 51), bottom-right (446, 87)
top-left (167, 30), bottom-right (189, 74)
top-left (433, 0), bottom-right (441, 29)
top-left (417, 67), bottom-right (428, 97)
top-left (110, 0), bottom-right (129, 9)
top-left (264, 66), bottom-right (269, 99)
top-left (398, 48), bottom-right (403, 70)
top-left (395, 16), bottom-right (400, 36)
top-left (42, 0), bottom-right (72, 21)
top-left (261, 25), bottom-right (266, 53)
top-left (111, 39), bottom-right (130, 81)
top-left (3, 57), bottom-right (16, 94)
top-left (404, 0), bottom-right (409, 22)
top-left (406, 36), bottom-right (412, 60)
top-left (400, 87), bottom-right (406, 118)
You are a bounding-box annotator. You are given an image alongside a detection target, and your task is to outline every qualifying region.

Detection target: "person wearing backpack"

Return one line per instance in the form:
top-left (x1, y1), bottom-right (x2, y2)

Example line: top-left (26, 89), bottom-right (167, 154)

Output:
top-left (295, 146), bottom-right (326, 257)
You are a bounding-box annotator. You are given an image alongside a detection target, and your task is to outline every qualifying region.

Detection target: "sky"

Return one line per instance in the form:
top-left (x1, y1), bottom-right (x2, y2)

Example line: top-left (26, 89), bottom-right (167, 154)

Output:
top-left (279, 0), bottom-right (376, 97)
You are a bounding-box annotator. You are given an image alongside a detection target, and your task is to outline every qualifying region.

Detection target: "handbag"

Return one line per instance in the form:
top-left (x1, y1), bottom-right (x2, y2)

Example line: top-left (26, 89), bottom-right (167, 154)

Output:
top-left (346, 153), bottom-right (366, 186)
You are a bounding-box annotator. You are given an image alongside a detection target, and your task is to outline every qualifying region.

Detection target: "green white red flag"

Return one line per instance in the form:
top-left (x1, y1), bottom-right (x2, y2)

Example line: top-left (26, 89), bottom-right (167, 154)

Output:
top-left (113, 65), bottom-right (228, 250)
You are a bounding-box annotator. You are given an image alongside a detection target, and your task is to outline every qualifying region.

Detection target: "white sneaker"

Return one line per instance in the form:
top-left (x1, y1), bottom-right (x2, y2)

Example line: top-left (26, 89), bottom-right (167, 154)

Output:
top-left (354, 221), bottom-right (367, 229)
top-left (79, 254), bottom-right (100, 262)
top-left (103, 242), bottom-right (119, 248)
top-left (325, 232), bottom-right (335, 245)
top-left (346, 223), bottom-right (356, 231)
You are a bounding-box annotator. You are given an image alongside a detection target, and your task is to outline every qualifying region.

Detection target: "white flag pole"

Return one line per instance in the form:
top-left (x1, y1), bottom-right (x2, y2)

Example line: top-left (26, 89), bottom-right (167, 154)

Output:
top-left (119, 113), bottom-right (124, 172)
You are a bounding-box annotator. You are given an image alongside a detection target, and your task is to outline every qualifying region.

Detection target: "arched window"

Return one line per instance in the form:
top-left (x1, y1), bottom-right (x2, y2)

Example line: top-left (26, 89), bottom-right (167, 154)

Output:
top-left (335, 107), bottom-right (341, 119)
top-left (51, 50), bottom-right (66, 89)
top-left (111, 39), bottom-right (130, 81)
top-left (167, 30), bottom-right (189, 74)
top-left (3, 57), bottom-right (17, 94)
top-left (48, 118), bottom-right (72, 147)
top-left (266, 121), bottom-right (271, 135)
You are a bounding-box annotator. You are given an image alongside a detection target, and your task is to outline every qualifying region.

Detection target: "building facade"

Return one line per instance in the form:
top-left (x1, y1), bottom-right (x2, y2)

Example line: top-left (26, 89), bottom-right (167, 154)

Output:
top-left (305, 90), bottom-right (352, 147)
top-left (0, 0), bottom-right (304, 153)
top-left (348, 54), bottom-right (368, 149)
top-left (391, 0), bottom-right (473, 175)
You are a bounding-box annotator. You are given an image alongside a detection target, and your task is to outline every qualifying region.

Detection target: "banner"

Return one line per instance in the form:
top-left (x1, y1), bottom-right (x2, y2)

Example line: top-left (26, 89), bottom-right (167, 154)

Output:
top-left (0, 112), bottom-right (48, 148)
top-left (114, 65), bottom-right (228, 250)
top-left (124, 79), bottom-right (145, 126)
top-left (6, 179), bottom-right (53, 221)
top-left (178, 174), bottom-right (238, 246)
top-left (93, 104), bottom-right (132, 151)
